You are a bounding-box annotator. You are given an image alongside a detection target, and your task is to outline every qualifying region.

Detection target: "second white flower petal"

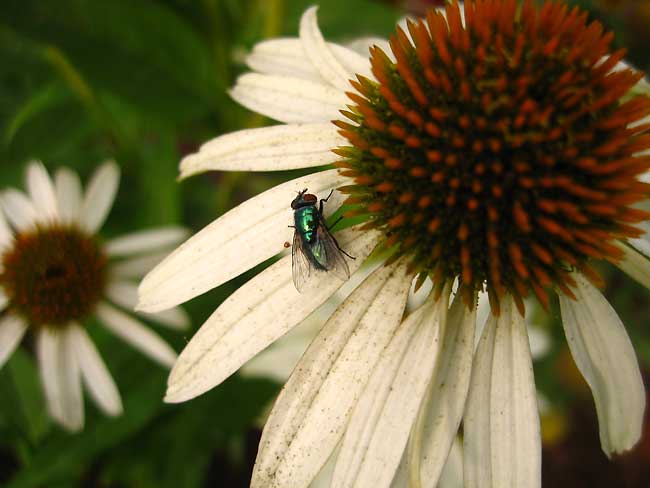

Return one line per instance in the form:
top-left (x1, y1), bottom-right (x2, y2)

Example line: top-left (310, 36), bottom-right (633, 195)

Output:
top-left (0, 314), bottom-right (28, 369)
top-left (54, 167), bottom-right (83, 224)
top-left (26, 161), bottom-right (58, 222)
top-left (1, 189), bottom-right (38, 232)
top-left (179, 123), bottom-right (345, 178)
top-left (247, 38), bottom-right (373, 84)
top-left (69, 324), bottom-right (123, 416)
top-left (614, 241), bottom-right (650, 289)
top-left (36, 328), bottom-right (85, 432)
top-left (107, 280), bottom-right (190, 330)
top-left (333, 304), bottom-right (426, 488)
top-left (230, 73), bottom-right (349, 124)
top-left (464, 296), bottom-right (541, 488)
top-left (409, 293), bottom-right (476, 487)
top-left (0, 209), bottom-right (11, 251)
top-left (97, 301), bottom-right (177, 368)
top-left (334, 292), bottom-right (447, 488)
top-left (106, 227), bottom-right (189, 257)
top-left (559, 274), bottom-right (645, 456)
top-left (79, 161), bottom-right (120, 233)
top-left (299, 7), bottom-right (364, 91)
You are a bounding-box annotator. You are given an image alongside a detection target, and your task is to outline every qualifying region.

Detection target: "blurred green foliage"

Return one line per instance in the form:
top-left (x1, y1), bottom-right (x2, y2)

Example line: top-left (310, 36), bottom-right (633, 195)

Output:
top-left (0, 0), bottom-right (649, 486)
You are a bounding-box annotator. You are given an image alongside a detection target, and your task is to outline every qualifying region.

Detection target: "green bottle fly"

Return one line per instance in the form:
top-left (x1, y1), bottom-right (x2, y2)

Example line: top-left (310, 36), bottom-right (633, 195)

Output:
top-left (290, 189), bottom-right (354, 292)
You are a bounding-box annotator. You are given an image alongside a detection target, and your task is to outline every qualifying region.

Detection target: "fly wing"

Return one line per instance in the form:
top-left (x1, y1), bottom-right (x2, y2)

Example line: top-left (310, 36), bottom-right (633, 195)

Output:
top-left (292, 230), bottom-right (313, 293)
top-left (314, 224), bottom-right (350, 282)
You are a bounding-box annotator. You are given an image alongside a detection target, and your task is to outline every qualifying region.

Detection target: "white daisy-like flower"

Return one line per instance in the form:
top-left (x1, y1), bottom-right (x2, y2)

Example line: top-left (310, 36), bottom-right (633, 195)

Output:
top-left (138, 1), bottom-right (650, 487)
top-left (0, 161), bottom-right (189, 432)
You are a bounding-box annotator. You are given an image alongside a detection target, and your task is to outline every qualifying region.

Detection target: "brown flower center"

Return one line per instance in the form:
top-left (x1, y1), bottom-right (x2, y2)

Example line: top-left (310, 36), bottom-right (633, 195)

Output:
top-left (335, 0), bottom-right (650, 313)
top-left (0, 225), bottom-right (107, 327)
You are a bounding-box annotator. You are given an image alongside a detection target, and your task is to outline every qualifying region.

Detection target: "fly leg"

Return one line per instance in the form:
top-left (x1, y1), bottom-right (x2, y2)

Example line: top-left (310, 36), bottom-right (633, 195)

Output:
top-left (320, 190), bottom-right (342, 229)
top-left (330, 232), bottom-right (356, 260)
top-left (318, 189), bottom-right (335, 214)
top-left (320, 189), bottom-right (355, 260)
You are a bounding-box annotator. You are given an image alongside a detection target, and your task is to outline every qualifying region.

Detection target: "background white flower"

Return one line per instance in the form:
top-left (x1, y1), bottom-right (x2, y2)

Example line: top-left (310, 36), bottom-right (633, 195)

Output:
top-left (0, 161), bottom-right (189, 431)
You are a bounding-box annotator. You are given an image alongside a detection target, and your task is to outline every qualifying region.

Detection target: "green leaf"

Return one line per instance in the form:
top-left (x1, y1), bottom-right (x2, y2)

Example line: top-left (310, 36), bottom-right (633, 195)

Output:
top-left (2, 0), bottom-right (220, 118)
top-left (5, 373), bottom-right (168, 488)
top-left (0, 349), bottom-right (51, 448)
top-left (3, 82), bottom-right (71, 146)
top-left (100, 375), bottom-right (278, 488)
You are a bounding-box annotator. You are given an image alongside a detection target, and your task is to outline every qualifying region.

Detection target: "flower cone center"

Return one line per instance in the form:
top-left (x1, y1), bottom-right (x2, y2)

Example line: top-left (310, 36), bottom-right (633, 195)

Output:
top-left (335, 0), bottom-right (650, 313)
top-left (0, 225), bottom-right (107, 327)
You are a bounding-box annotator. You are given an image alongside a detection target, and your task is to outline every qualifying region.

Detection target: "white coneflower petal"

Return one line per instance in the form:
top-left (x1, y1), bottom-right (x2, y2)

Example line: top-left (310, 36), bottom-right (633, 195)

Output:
top-left (333, 302), bottom-right (428, 487)
top-left (229, 73), bottom-right (348, 124)
top-left (392, 435), bottom-right (465, 488)
top-left (299, 6), bottom-right (364, 91)
top-left (438, 438), bottom-right (464, 488)
top-left (614, 241), bottom-right (650, 289)
top-left (630, 223), bottom-right (650, 255)
top-left (344, 37), bottom-right (391, 59)
top-left (239, 324), bottom-right (314, 381)
top-left (69, 324), bottom-right (123, 416)
top-left (311, 449), bottom-right (338, 488)
top-left (405, 276), bottom-right (433, 313)
top-left (179, 123), bottom-right (345, 178)
top-left (137, 169), bottom-right (348, 313)
top-left (59, 329), bottom-right (84, 431)
top-left (473, 292), bottom-right (491, 350)
top-left (249, 262), bottom-right (396, 479)
top-left (247, 38), bottom-right (373, 84)
top-left (106, 280), bottom-right (190, 330)
top-left (334, 291), bottom-right (447, 488)
top-left (1, 189), bottom-right (38, 231)
top-left (246, 39), bottom-right (329, 83)
top-left (26, 161), bottom-right (58, 221)
top-left (54, 167), bottom-right (83, 224)
top-left (251, 263), bottom-right (411, 488)
top-left (105, 227), bottom-right (189, 257)
top-left (240, 260), bottom-right (381, 382)
top-left (559, 274), bottom-right (645, 456)
top-left (165, 227), bottom-right (380, 403)
top-left (79, 161), bottom-right (120, 233)
top-left (96, 301), bottom-right (177, 368)
top-left (140, 307), bottom-right (190, 330)
top-left (36, 329), bottom-right (62, 423)
top-left (110, 251), bottom-right (168, 279)
top-left (409, 293), bottom-right (476, 487)
top-left (61, 328), bottom-right (85, 431)
top-left (37, 328), bottom-right (84, 431)
top-left (0, 209), bottom-right (11, 251)
top-left (464, 295), bottom-right (540, 488)
top-left (0, 315), bottom-right (27, 369)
